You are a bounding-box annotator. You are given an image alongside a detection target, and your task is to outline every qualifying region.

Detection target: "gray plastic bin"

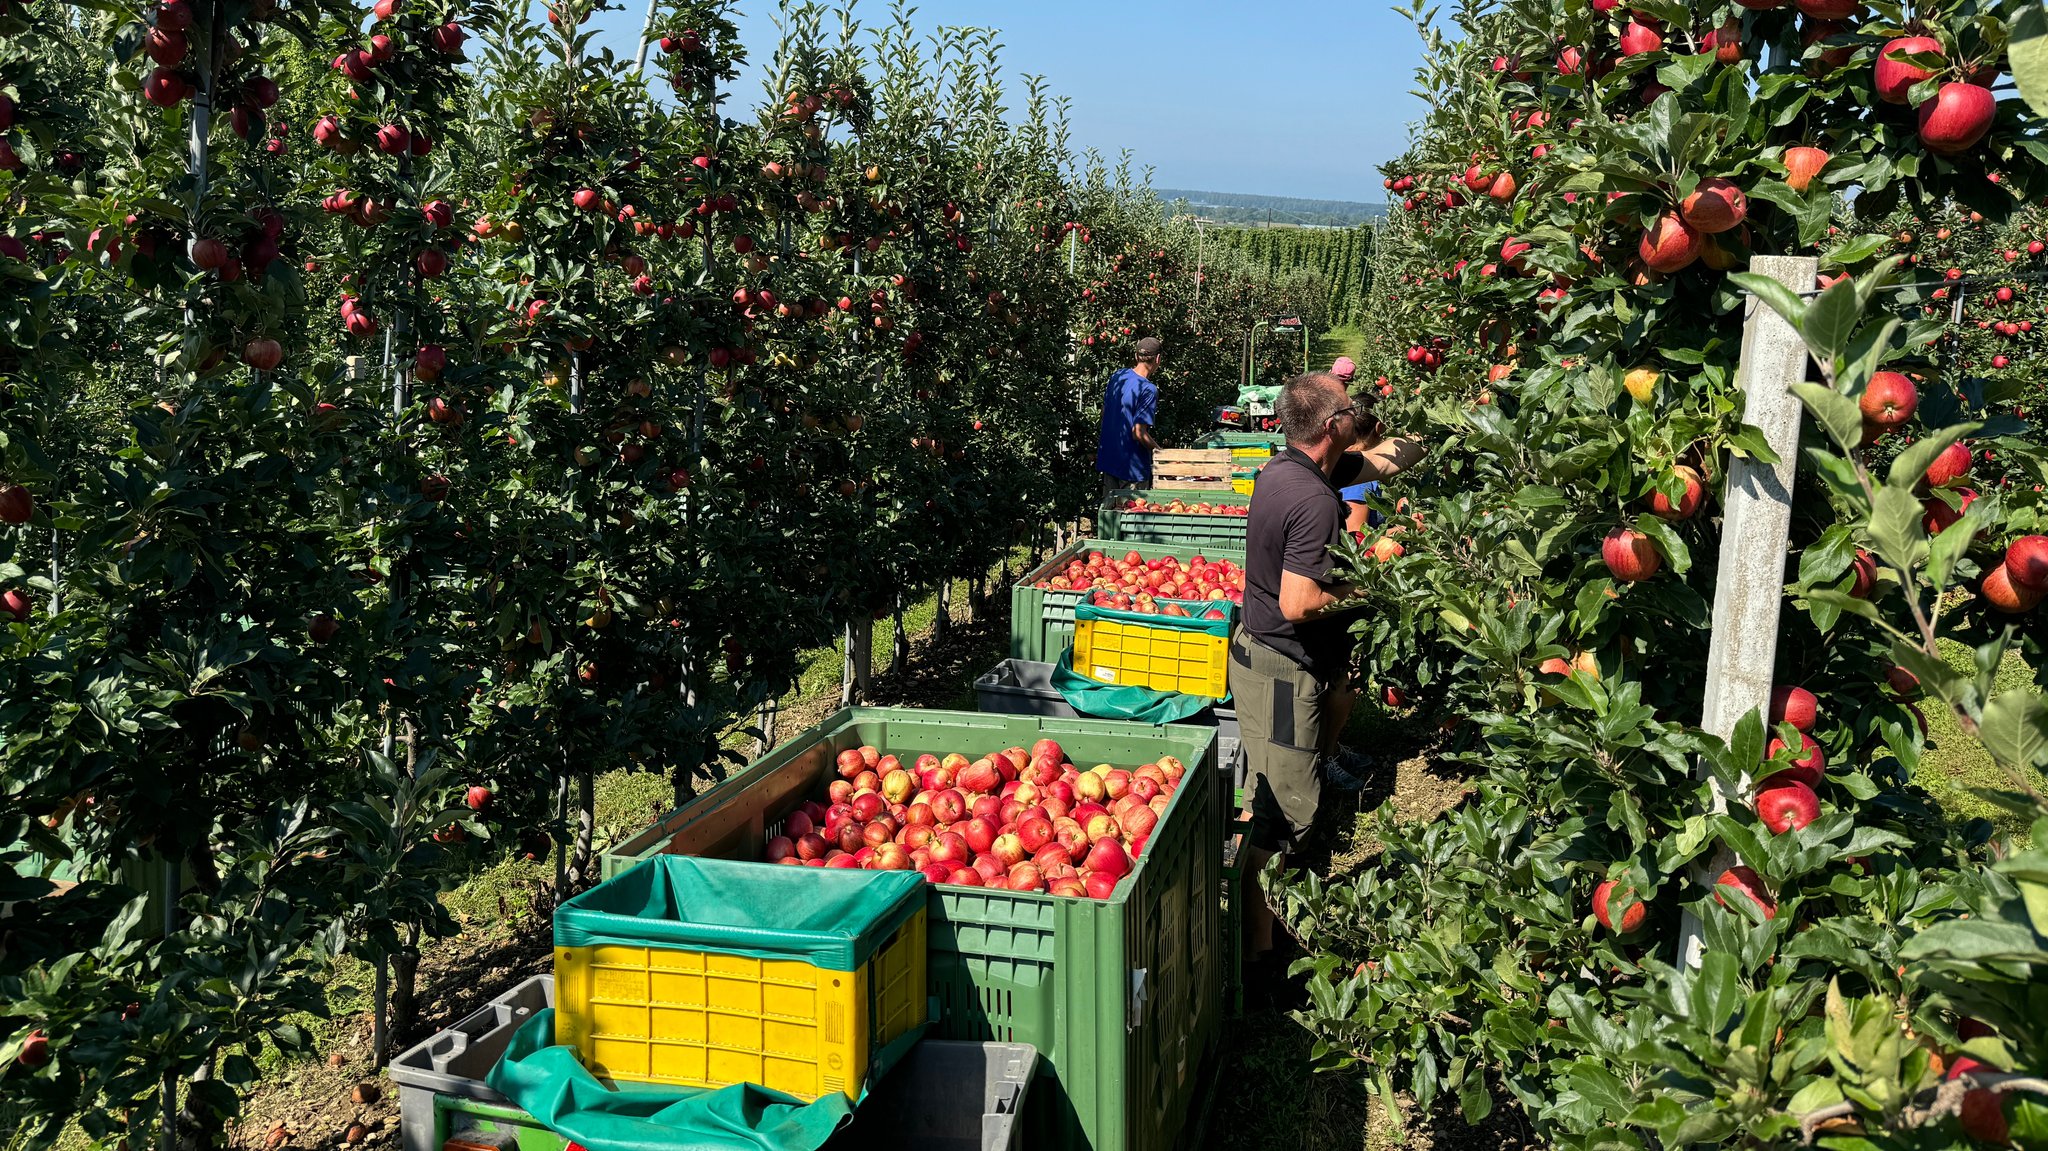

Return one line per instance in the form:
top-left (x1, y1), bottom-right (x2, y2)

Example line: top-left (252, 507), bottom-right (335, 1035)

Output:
top-left (974, 658), bottom-right (1245, 803)
top-left (827, 1040), bottom-right (1038, 1151)
top-left (390, 975), bottom-right (557, 1151)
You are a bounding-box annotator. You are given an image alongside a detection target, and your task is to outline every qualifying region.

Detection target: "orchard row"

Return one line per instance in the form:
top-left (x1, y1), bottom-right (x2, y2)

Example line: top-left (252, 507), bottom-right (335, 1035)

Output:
top-left (0, 2), bottom-right (1340, 1143)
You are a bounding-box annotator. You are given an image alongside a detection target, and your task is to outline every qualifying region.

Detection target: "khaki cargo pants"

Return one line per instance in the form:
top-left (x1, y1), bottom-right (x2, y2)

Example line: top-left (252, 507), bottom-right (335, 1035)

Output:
top-left (1229, 628), bottom-right (1343, 853)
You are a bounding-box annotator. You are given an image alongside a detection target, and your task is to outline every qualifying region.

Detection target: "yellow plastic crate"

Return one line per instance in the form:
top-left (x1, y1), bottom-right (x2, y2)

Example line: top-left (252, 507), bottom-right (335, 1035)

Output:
top-left (554, 907), bottom-right (927, 1100)
top-left (1231, 476), bottom-right (1255, 496)
top-left (1229, 446), bottom-right (1272, 463)
top-left (1073, 615), bottom-right (1231, 697)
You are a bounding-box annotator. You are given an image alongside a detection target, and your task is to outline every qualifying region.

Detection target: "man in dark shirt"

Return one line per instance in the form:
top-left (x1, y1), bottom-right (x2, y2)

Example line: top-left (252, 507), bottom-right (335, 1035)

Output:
top-left (1233, 371), bottom-right (1426, 965)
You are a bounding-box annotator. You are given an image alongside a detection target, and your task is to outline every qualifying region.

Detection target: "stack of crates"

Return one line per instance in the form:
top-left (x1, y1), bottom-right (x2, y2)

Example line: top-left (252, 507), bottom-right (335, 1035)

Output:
top-left (552, 856), bottom-right (929, 1101)
top-left (601, 708), bottom-right (1224, 1151)
top-left (1199, 430), bottom-right (1281, 496)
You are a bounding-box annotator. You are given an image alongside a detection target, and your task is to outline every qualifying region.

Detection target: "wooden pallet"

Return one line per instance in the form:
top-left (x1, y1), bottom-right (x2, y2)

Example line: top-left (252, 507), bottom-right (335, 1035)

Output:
top-left (1151, 448), bottom-right (1236, 490)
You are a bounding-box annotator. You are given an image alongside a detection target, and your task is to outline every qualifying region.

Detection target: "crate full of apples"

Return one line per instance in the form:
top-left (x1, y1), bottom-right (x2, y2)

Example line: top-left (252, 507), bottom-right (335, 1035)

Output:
top-left (1113, 495), bottom-right (1248, 517)
top-left (764, 739), bottom-right (1185, 898)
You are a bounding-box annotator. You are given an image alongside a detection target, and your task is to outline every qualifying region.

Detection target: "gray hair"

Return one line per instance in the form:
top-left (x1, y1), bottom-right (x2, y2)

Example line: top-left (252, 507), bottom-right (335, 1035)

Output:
top-left (1278, 372), bottom-right (1354, 446)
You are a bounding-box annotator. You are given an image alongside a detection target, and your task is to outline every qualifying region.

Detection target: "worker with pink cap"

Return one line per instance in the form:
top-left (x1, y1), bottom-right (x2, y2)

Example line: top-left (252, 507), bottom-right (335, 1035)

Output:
top-left (1330, 356), bottom-right (1357, 383)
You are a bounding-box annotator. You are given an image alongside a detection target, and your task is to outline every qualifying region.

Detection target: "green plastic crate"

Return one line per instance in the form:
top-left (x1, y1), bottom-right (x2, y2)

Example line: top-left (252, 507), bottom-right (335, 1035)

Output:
top-left (602, 708), bottom-right (1223, 1151)
top-left (1194, 431), bottom-right (1286, 450)
top-left (1096, 489), bottom-right (1251, 549)
top-left (1009, 538), bottom-right (1246, 665)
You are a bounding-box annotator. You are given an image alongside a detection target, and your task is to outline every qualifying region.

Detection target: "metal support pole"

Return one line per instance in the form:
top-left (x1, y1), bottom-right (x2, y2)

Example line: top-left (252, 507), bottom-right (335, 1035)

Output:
top-left (1678, 255), bottom-right (1817, 969)
top-left (633, 0), bottom-right (661, 74)
top-left (840, 621), bottom-right (856, 707)
top-left (890, 594), bottom-right (908, 675)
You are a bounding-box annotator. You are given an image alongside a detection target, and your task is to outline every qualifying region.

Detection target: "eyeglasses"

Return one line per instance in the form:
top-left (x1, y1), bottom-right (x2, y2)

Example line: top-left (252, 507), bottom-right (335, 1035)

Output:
top-left (1324, 404), bottom-right (1357, 423)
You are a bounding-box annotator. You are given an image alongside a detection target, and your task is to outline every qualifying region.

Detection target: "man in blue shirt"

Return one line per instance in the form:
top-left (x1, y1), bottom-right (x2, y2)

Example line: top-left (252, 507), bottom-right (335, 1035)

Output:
top-left (1096, 337), bottom-right (1162, 493)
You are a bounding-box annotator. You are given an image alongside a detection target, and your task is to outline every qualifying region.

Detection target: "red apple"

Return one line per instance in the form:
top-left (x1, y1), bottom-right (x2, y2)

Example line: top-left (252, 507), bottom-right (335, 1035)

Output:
top-left (0, 485), bottom-right (31, 525)
top-left (1783, 145), bottom-right (1829, 192)
top-left (835, 748), bottom-right (865, 779)
top-left (1713, 865), bottom-right (1776, 919)
top-left (963, 817), bottom-right (998, 855)
top-left (1861, 371), bottom-right (1919, 427)
top-left (991, 833), bottom-right (1025, 867)
top-left (1875, 35), bottom-right (1943, 104)
top-left (957, 758), bottom-right (1002, 793)
top-left (1006, 862), bottom-right (1045, 892)
top-left (464, 785), bottom-right (491, 811)
top-left (1917, 83), bottom-right (1995, 155)
top-left (1679, 179), bottom-right (1747, 235)
top-left (1924, 441), bottom-right (1972, 488)
top-left (1602, 527), bottom-right (1663, 582)
top-left (1592, 879), bottom-right (1647, 932)
top-left (1029, 739), bottom-right (1063, 764)
top-left (1018, 816), bottom-right (1055, 853)
top-left (1983, 563), bottom-right (2045, 613)
top-left (2005, 536), bottom-right (2048, 590)
top-left (1757, 779), bottom-right (1821, 833)
top-left (1766, 732), bottom-right (1827, 783)
top-left (1769, 685), bottom-right (1818, 732)
top-left (1639, 211), bottom-right (1702, 272)
top-left (1649, 466), bottom-right (1704, 520)
top-left (1053, 820), bottom-right (1089, 858)
top-left (765, 835), bottom-right (796, 863)
top-left (1084, 837), bottom-right (1132, 879)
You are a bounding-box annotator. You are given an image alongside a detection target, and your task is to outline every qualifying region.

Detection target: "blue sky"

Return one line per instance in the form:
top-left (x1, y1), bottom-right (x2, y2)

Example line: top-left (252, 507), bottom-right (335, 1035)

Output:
top-left (575, 2), bottom-right (1426, 203)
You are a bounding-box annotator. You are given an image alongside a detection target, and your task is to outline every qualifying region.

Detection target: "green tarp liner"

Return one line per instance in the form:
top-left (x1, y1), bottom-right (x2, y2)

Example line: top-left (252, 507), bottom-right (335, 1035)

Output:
top-left (555, 856), bottom-right (925, 971)
top-left (1073, 599), bottom-right (1232, 637)
top-left (1053, 646), bottom-right (1222, 723)
top-left (487, 1007), bottom-right (865, 1151)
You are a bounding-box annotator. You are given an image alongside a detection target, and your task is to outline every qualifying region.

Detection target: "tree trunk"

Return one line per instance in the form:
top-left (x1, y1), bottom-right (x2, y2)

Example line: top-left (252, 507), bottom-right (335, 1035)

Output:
top-left (391, 924), bottom-right (421, 1050)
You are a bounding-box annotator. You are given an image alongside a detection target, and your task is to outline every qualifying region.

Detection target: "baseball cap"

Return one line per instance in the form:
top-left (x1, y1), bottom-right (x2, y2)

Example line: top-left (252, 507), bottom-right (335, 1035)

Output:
top-left (1134, 336), bottom-right (1162, 360)
top-left (1331, 356), bottom-right (1357, 381)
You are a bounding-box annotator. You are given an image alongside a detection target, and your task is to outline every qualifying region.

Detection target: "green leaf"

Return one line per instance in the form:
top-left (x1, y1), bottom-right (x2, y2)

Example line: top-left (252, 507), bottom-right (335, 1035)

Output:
top-left (1801, 277), bottom-right (1861, 366)
top-left (1978, 690), bottom-right (2048, 773)
top-left (2012, 1), bottom-right (2048, 120)
top-left (1633, 513), bottom-right (1692, 575)
top-left (1459, 1074), bottom-right (1494, 1124)
top-left (1798, 526), bottom-right (1856, 586)
top-left (1730, 272), bottom-right (1809, 335)
top-left (1789, 383), bottom-right (1865, 453)
top-left (1694, 950), bottom-right (1742, 1034)
top-left (1727, 424), bottom-right (1782, 464)
top-left (1928, 506), bottom-right (1989, 591)
top-left (1801, 588), bottom-right (1886, 626)
top-left (1730, 708), bottom-right (1767, 777)
top-left (1866, 486), bottom-right (1928, 574)
top-left (1886, 423), bottom-right (1980, 491)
